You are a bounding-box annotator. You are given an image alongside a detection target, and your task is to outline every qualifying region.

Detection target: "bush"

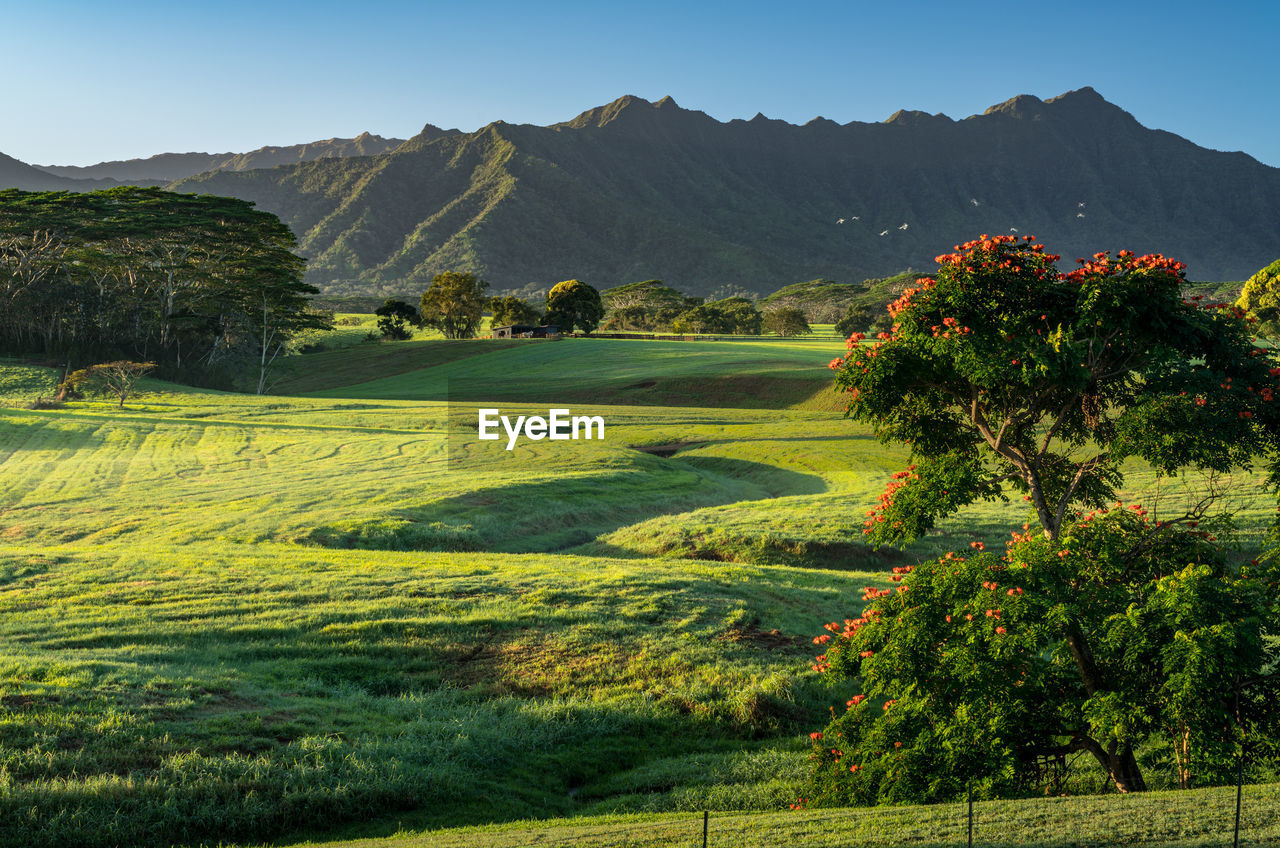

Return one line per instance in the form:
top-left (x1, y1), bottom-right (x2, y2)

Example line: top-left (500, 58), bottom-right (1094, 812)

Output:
top-left (303, 518), bottom-right (482, 552)
top-left (763, 307), bottom-right (812, 336)
top-left (374, 299), bottom-right (421, 339)
top-left (671, 298), bottom-right (762, 335)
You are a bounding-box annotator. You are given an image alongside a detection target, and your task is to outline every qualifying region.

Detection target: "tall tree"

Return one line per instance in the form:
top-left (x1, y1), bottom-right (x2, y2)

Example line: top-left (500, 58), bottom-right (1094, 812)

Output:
top-left (1236, 257), bottom-right (1280, 334)
top-left (374, 299), bottom-right (421, 340)
top-left (831, 236), bottom-right (1280, 545)
top-left (600, 279), bottom-right (699, 330)
top-left (488, 294), bottom-right (541, 328)
top-left (671, 297), bottom-right (762, 334)
top-left (544, 279), bottom-right (604, 334)
top-left (0, 187), bottom-right (327, 389)
top-left (763, 307), bottom-right (812, 336)
top-left (419, 271), bottom-right (488, 339)
top-left (833, 302), bottom-right (877, 337)
top-left (813, 234), bottom-right (1280, 799)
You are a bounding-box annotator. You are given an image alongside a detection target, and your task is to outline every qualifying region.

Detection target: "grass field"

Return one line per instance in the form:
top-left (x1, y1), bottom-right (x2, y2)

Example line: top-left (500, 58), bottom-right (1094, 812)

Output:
top-left (0, 328), bottom-right (1275, 848)
top-left (298, 782), bottom-right (1280, 847)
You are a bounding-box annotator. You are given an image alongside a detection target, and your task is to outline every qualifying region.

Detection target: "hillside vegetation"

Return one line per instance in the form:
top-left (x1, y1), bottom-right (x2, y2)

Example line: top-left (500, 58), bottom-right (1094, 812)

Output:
top-left (0, 331), bottom-right (1275, 848)
top-left (160, 88), bottom-right (1280, 294)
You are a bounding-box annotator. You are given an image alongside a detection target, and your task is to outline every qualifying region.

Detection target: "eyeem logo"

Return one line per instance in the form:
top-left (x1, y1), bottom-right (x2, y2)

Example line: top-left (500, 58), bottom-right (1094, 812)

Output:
top-left (477, 408), bottom-right (605, 450)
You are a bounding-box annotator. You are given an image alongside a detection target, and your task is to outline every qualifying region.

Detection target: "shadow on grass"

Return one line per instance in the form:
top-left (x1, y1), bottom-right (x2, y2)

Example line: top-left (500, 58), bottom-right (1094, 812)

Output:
top-left (302, 457), bottom-right (828, 554)
top-left (575, 536), bottom-right (912, 571)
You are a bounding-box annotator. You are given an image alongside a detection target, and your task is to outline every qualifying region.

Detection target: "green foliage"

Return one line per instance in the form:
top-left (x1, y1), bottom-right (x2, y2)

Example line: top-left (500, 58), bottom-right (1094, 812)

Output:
top-left (1236, 258), bottom-right (1280, 334)
top-left (815, 234), bottom-right (1280, 806)
top-left (760, 280), bottom-right (868, 324)
top-left (544, 279), bottom-right (604, 334)
top-left (870, 312), bottom-right (894, 335)
top-left (58, 360), bottom-right (156, 408)
top-left (834, 303), bottom-right (877, 338)
top-left (304, 517), bottom-right (481, 551)
top-left (488, 294), bottom-right (542, 328)
top-left (374, 299), bottom-right (421, 340)
top-left (418, 271), bottom-right (488, 339)
top-left (671, 297), bottom-right (763, 335)
top-left (806, 509), bottom-right (1280, 803)
top-left (833, 236), bottom-right (1280, 545)
top-left (601, 280), bottom-right (702, 331)
top-left (763, 307), bottom-right (812, 337)
top-left (0, 187), bottom-right (326, 388)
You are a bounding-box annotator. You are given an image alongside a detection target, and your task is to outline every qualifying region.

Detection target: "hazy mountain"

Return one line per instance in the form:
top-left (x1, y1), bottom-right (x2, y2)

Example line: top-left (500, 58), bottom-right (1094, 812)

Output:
top-left (166, 88), bottom-right (1280, 294)
top-left (32, 132), bottom-right (407, 183)
top-left (0, 152), bottom-right (120, 191)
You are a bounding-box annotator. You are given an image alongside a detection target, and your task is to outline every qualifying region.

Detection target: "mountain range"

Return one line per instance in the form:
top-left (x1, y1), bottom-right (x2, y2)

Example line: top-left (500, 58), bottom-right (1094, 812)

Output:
top-left (31, 133), bottom-right (406, 184)
top-left (6, 89), bottom-right (1279, 295)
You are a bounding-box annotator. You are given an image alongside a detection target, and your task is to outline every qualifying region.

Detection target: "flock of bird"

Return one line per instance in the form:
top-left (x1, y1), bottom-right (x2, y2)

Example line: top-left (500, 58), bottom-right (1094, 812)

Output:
top-left (833, 200), bottom-right (1090, 235)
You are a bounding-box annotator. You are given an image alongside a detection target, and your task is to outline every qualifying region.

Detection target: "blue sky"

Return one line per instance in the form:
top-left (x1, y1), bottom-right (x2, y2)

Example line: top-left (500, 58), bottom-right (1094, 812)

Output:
top-left (6, 0), bottom-right (1278, 167)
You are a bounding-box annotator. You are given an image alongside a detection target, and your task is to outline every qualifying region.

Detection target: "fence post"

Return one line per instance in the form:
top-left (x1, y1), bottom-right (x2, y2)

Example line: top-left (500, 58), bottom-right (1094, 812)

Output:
top-left (967, 779), bottom-right (973, 848)
top-left (1233, 744), bottom-right (1244, 848)
top-left (702, 810), bottom-right (709, 848)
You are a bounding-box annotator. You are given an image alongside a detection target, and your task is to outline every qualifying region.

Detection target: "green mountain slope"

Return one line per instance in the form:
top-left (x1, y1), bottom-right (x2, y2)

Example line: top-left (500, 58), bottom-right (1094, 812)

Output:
top-left (170, 88), bottom-right (1280, 294)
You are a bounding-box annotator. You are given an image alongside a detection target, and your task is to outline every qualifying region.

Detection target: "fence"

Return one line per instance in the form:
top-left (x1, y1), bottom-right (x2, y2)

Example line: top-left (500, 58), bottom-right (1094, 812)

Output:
top-left (425, 774), bottom-right (1279, 847)
top-left (565, 332), bottom-right (838, 341)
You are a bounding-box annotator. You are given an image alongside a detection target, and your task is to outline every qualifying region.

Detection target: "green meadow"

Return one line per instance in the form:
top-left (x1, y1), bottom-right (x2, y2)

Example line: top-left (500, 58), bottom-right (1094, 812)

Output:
top-left (0, 330), bottom-right (1276, 847)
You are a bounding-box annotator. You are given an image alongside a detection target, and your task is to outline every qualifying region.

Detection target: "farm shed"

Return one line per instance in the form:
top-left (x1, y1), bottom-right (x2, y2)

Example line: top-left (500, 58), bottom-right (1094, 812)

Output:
top-left (491, 324), bottom-right (561, 339)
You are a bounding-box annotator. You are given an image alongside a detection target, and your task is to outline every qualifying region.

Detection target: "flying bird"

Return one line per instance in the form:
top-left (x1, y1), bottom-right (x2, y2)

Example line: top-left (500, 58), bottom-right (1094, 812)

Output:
top-left (850, 215), bottom-right (860, 220)
top-left (836, 218), bottom-right (845, 224)
top-left (1010, 227), bottom-right (1018, 233)
top-left (898, 223), bottom-right (909, 230)
top-left (879, 230), bottom-right (889, 237)
top-left (1077, 212), bottom-right (1086, 218)
top-left (971, 198), bottom-right (980, 206)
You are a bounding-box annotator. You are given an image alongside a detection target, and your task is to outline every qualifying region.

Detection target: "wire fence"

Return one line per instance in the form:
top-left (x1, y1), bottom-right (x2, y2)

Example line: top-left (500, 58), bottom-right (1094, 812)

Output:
top-left (425, 769), bottom-right (1279, 848)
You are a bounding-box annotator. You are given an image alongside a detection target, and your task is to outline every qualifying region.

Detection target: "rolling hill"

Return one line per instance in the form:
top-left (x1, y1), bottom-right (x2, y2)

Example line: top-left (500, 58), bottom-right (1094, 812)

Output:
top-left (1, 328), bottom-right (1276, 847)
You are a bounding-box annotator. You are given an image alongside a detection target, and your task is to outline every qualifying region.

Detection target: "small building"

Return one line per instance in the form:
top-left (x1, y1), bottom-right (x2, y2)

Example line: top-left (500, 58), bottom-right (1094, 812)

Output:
top-left (491, 324), bottom-right (561, 339)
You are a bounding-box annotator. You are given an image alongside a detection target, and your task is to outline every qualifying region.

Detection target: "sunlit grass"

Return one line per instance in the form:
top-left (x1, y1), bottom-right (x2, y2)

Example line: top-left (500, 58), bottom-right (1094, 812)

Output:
top-left (0, 332), bottom-right (1274, 847)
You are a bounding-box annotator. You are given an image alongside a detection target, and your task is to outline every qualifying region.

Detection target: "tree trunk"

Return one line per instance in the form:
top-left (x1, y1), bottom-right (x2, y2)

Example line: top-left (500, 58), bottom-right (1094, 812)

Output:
top-left (1173, 724), bottom-right (1192, 789)
top-left (1106, 746), bottom-right (1147, 793)
top-left (1078, 737), bottom-right (1148, 793)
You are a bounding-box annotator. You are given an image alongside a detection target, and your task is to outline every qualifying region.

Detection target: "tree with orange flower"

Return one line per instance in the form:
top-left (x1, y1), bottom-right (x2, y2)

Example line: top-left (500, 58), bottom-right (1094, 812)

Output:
top-left (831, 235), bottom-right (1280, 544)
top-left (808, 235), bottom-right (1280, 803)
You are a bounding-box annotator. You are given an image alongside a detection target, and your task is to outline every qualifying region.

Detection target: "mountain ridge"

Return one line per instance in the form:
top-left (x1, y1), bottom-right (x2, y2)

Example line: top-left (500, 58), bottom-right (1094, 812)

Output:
top-left (33, 133), bottom-right (406, 183)
top-left (4, 89), bottom-right (1278, 294)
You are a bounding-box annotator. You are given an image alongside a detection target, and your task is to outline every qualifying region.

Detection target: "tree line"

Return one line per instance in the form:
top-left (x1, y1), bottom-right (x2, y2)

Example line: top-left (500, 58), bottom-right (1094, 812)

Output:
top-left (378, 275), bottom-right (818, 339)
top-left (0, 187), bottom-right (329, 392)
top-left (375, 273), bottom-right (613, 339)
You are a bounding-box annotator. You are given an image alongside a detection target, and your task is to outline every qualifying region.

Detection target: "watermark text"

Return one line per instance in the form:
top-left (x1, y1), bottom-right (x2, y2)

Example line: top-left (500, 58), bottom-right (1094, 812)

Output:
top-left (477, 408), bottom-right (605, 450)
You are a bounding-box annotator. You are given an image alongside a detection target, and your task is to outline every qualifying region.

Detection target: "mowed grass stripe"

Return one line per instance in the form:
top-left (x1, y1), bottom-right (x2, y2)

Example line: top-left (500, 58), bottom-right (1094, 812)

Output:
top-left (298, 337), bottom-right (844, 408)
top-left (1, 333), bottom-right (1276, 848)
